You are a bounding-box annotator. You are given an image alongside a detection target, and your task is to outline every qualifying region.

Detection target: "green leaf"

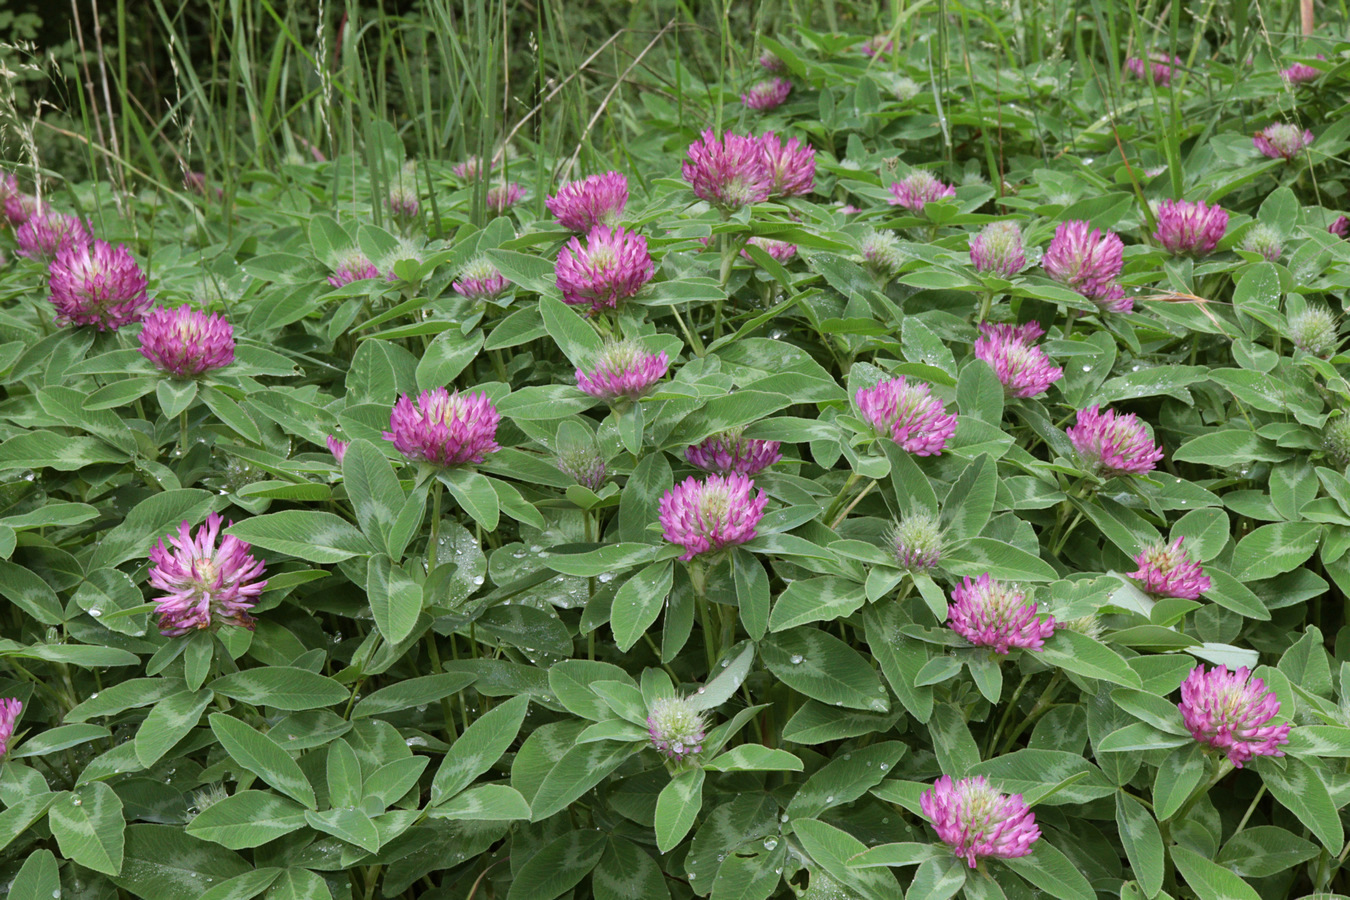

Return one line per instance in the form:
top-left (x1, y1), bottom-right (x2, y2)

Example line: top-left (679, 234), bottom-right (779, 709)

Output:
top-left (733, 549), bottom-right (770, 641)
top-left (1202, 570), bottom-right (1270, 621)
top-left (864, 604), bottom-right (933, 722)
top-left (9, 723), bottom-right (109, 759)
top-left (848, 842), bottom-right (945, 868)
top-left (1153, 742), bottom-right (1205, 821)
top-left (539, 294), bottom-right (603, 368)
top-left (1115, 793), bottom-right (1164, 898)
top-left (1000, 841), bottom-right (1096, 900)
top-left (156, 377), bottom-right (199, 418)
top-left (352, 672), bottom-right (477, 719)
top-left (9, 850), bottom-right (59, 900)
top-left (91, 489), bottom-right (217, 570)
top-left (1216, 826), bottom-right (1319, 878)
top-left (929, 704), bottom-right (981, 775)
top-left (611, 560), bottom-right (674, 652)
top-left (0, 792), bottom-right (58, 854)
top-left (366, 554), bottom-right (424, 645)
top-left (957, 360), bottom-right (1004, 425)
top-left (594, 838), bottom-right (671, 900)
top-left (342, 439), bottom-right (404, 553)
top-left (197, 868), bottom-right (284, 900)
top-left (73, 567), bottom-right (150, 636)
top-left (431, 694), bottom-right (530, 804)
top-left (786, 741), bottom-right (904, 818)
top-left (0, 560), bottom-right (65, 625)
top-left (968, 750), bottom-right (1114, 806)
top-left (304, 807), bottom-right (381, 853)
top-left (48, 783), bottom-right (125, 876)
top-left (769, 577), bottom-right (866, 632)
top-left (762, 627), bottom-right (889, 712)
top-left (1170, 845), bottom-right (1261, 900)
top-left (134, 689), bottom-right (214, 767)
top-left (0, 432), bottom-right (129, 471)
top-left (530, 740), bottom-right (640, 821)
top-left (941, 455), bottom-right (998, 542)
top-left (111, 825), bottom-right (250, 900)
top-left (904, 856), bottom-right (966, 900)
top-left (207, 713), bottom-right (317, 808)
top-left (326, 739), bottom-right (363, 809)
top-left (186, 791), bottom-right (308, 849)
top-left (440, 467), bottom-right (500, 531)
top-left (264, 868), bottom-right (333, 900)
top-left (1256, 755), bottom-right (1343, 851)
top-left (1038, 630), bottom-right (1142, 687)
top-left (689, 641), bottom-right (756, 712)
top-left (791, 818), bottom-right (900, 900)
top-left (944, 538), bottom-right (1058, 582)
top-left (417, 329), bottom-right (484, 390)
top-left (883, 441), bottom-right (938, 516)
top-left (201, 387), bottom-right (263, 444)
top-left (704, 745), bottom-right (804, 772)
top-left (1230, 522), bottom-right (1321, 580)
top-left (209, 667), bottom-right (349, 711)
top-left (429, 783), bottom-right (531, 820)
top-left (364, 756), bottom-right (429, 808)
top-left (506, 829), bottom-right (607, 900)
top-left (655, 767), bottom-right (705, 852)
top-left (225, 512), bottom-right (374, 563)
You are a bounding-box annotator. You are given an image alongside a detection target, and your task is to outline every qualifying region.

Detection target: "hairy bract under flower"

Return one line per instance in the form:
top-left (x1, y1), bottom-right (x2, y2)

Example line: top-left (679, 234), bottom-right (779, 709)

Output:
top-left (453, 257), bottom-right (511, 302)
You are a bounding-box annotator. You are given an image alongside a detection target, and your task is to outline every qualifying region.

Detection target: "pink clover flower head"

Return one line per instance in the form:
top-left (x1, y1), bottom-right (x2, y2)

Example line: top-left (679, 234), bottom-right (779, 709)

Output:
top-left (758, 132), bottom-right (816, 199)
top-left (855, 376), bottom-right (957, 456)
top-left (1042, 220), bottom-right (1127, 309)
top-left (16, 212), bottom-right (90, 264)
top-left (921, 775), bottom-right (1040, 868)
top-left (683, 131), bottom-right (772, 212)
top-left (546, 171), bottom-right (628, 233)
top-left (1240, 223), bottom-right (1282, 262)
top-left (576, 338), bottom-right (669, 402)
top-left (1067, 405), bottom-right (1163, 477)
top-left (742, 236), bottom-right (797, 264)
top-left (861, 35), bottom-right (894, 58)
top-left (327, 249), bottom-right (380, 288)
top-left (49, 239), bottom-right (150, 331)
top-left (742, 78), bottom-right (792, 111)
top-left (1129, 537), bottom-right (1210, 600)
top-left (1281, 62), bottom-right (1321, 84)
top-left (949, 573), bottom-right (1055, 653)
top-left (758, 51), bottom-right (785, 72)
top-left (383, 388), bottom-right (501, 467)
top-left (327, 435), bottom-right (349, 464)
top-left (486, 183), bottom-right (526, 215)
top-left (139, 305), bottom-right (236, 378)
top-left (452, 257), bottom-right (511, 302)
top-left (0, 173), bottom-right (17, 207)
top-left (973, 322), bottom-right (1063, 399)
top-left (969, 221), bottom-right (1026, 276)
top-left (888, 171), bottom-right (956, 214)
top-left (556, 226), bottom-right (653, 315)
top-left (1253, 123), bottom-right (1314, 160)
top-left (647, 696), bottom-right (708, 761)
top-left (453, 156), bottom-right (490, 181)
top-left (1154, 199), bottom-right (1228, 257)
top-left (148, 513), bottom-right (267, 637)
top-left (1179, 665), bottom-right (1291, 768)
top-left (889, 511), bottom-right (943, 572)
top-left (1125, 52), bottom-right (1181, 86)
top-left (0, 699), bottom-right (20, 758)
top-left (685, 428), bottom-right (781, 476)
top-left (4, 193), bottom-right (38, 227)
top-left (659, 473), bottom-right (767, 561)
top-left (1330, 215), bottom-right (1349, 238)
top-left (183, 172), bottom-right (223, 200)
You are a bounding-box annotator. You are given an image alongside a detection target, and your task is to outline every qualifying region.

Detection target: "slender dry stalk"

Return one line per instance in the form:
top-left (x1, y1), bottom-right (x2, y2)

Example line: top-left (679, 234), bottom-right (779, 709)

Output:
top-left (89, 0), bottom-right (126, 199)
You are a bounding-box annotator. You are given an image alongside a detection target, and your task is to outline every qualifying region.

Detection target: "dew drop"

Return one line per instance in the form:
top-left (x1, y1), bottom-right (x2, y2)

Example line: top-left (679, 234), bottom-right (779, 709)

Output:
top-left (763, 837), bottom-right (778, 851)
top-left (89, 608), bottom-right (102, 617)
top-left (1081, 365), bottom-right (1092, 372)
top-left (825, 795), bottom-right (835, 804)
top-left (71, 797), bottom-right (82, 807)
top-left (789, 654), bottom-right (804, 665)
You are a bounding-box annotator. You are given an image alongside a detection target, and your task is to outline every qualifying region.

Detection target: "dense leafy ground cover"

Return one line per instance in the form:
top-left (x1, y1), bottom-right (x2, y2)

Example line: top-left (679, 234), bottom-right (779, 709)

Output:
top-left (2, 3), bottom-right (1350, 899)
